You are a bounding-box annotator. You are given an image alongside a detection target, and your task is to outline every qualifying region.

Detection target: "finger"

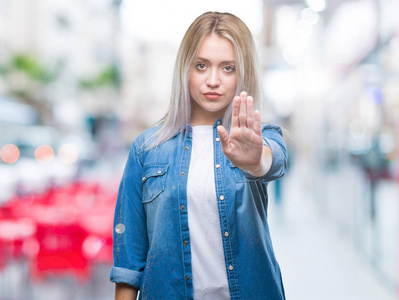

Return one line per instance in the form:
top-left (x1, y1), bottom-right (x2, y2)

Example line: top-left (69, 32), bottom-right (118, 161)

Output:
top-left (217, 125), bottom-right (230, 153)
top-left (254, 110), bottom-right (262, 136)
top-left (239, 91), bottom-right (247, 127)
top-left (246, 96), bottom-right (254, 129)
top-left (231, 96), bottom-right (240, 128)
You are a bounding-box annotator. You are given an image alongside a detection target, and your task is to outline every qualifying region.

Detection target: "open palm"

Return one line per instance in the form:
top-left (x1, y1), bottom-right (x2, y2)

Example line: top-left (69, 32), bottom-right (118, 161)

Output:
top-left (217, 91), bottom-right (264, 173)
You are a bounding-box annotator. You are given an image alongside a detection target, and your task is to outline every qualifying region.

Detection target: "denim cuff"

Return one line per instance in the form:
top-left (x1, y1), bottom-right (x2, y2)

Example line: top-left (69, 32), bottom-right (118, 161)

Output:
top-left (242, 137), bottom-right (286, 181)
top-left (110, 266), bottom-right (142, 289)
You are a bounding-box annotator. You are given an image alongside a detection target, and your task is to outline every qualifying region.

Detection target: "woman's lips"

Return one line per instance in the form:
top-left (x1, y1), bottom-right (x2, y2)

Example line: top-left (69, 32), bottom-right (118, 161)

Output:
top-left (203, 92), bottom-right (222, 100)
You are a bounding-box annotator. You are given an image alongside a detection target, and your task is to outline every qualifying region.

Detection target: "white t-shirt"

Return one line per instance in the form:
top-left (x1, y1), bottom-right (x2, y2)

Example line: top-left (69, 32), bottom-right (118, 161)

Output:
top-left (187, 125), bottom-right (231, 300)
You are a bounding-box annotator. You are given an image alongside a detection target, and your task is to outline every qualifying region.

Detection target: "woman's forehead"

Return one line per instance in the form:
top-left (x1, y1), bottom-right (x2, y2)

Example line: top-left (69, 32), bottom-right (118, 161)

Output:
top-left (196, 34), bottom-right (235, 62)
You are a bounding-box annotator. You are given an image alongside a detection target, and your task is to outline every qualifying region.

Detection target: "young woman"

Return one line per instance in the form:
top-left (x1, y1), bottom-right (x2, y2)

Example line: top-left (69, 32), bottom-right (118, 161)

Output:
top-left (110, 11), bottom-right (287, 300)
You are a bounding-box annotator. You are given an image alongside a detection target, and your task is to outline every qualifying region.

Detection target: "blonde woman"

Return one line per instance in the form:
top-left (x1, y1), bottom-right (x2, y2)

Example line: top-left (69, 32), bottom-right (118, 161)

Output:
top-left (111, 12), bottom-right (287, 300)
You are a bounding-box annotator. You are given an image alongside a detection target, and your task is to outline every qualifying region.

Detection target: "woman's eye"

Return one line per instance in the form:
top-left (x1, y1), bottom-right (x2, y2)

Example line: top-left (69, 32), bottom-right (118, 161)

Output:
top-left (196, 63), bottom-right (207, 70)
top-left (223, 66), bottom-right (235, 72)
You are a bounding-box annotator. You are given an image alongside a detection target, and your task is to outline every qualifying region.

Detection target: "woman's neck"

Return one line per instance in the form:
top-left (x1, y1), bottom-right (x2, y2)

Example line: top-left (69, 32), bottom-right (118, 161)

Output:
top-left (190, 115), bottom-right (221, 126)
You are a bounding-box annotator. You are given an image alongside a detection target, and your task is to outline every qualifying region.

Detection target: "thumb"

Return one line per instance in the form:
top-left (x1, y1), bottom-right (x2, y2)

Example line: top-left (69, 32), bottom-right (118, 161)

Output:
top-left (217, 125), bottom-right (230, 152)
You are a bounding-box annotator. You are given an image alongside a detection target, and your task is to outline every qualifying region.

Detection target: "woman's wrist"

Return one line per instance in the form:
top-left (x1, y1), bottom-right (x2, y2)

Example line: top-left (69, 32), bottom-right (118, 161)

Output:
top-left (246, 160), bottom-right (269, 177)
top-left (246, 145), bottom-right (273, 177)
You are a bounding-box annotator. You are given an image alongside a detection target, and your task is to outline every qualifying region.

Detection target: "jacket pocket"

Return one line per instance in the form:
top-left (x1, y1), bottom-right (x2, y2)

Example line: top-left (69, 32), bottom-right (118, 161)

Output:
top-left (142, 164), bottom-right (169, 203)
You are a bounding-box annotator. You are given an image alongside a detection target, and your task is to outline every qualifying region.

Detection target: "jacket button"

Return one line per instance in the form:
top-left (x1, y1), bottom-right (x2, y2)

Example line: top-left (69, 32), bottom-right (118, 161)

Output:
top-left (185, 275), bottom-right (190, 281)
top-left (183, 240), bottom-right (188, 246)
top-left (181, 172), bottom-right (185, 176)
top-left (224, 232), bottom-right (229, 237)
top-left (228, 265), bottom-right (234, 271)
top-left (180, 205), bottom-right (185, 210)
top-left (215, 164), bottom-right (220, 168)
top-left (219, 195), bottom-right (225, 201)
top-left (215, 138), bottom-right (220, 142)
top-left (184, 146), bottom-right (189, 150)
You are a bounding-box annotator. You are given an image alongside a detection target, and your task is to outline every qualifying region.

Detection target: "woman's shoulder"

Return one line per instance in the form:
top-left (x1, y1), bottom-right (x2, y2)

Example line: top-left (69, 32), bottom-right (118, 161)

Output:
top-left (136, 124), bottom-right (163, 141)
top-left (131, 124), bottom-right (163, 151)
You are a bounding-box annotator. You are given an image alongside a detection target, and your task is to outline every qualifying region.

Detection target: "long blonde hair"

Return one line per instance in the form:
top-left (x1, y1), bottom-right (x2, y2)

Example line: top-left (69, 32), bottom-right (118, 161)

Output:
top-left (147, 11), bottom-right (261, 149)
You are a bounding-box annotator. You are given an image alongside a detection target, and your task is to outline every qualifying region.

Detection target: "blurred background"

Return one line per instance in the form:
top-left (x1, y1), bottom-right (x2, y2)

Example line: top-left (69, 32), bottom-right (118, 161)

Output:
top-left (0, 0), bottom-right (398, 299)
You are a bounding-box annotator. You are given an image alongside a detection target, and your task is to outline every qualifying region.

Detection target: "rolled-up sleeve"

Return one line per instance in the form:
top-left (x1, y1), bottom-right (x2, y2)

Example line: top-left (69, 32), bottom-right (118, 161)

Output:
top-left (242, 124), bottom-right (288, 182)
top-left (110, 141), bottom-right (148, 289)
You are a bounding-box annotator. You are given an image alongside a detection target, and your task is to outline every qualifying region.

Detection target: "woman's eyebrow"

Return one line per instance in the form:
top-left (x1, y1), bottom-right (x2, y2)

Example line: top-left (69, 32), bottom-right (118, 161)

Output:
top-left (196, 57), bottom-right (235, 65)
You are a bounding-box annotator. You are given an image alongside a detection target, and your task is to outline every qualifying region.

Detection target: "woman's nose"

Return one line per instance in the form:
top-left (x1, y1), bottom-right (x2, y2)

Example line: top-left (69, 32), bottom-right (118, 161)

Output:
top-left (206, 70), bottom-right (221, 87)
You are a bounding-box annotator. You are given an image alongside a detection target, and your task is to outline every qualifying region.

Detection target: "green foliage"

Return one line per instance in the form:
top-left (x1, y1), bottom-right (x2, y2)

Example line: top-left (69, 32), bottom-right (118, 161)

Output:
top-left (79, 64), bottom-right (120, 90)
top-left (0, 53), bottom-right (58, 83)
top-left (0, 53), bottom-right (120, 91)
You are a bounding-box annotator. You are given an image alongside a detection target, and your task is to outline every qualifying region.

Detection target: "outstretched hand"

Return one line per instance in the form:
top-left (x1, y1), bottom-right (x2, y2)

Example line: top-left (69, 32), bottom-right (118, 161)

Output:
top-left (217, 91), bottom-right (272, 177)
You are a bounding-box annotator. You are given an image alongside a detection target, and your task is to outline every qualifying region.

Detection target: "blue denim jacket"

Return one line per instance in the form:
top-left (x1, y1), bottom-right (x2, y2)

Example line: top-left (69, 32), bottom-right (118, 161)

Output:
top-left (110, 120), bottom-right (287, 300)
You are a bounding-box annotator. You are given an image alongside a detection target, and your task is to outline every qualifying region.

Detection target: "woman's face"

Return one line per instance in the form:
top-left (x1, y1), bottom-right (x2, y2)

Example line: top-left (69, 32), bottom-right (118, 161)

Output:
top-left (189, 34), bottom-right (237, 125)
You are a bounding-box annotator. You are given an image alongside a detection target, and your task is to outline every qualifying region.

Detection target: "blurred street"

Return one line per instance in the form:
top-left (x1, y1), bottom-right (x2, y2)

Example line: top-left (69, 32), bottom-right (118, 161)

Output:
top-left (268, 158), bottom-right (397, 300)
top-left (1, 0), bottom-right (399, 299)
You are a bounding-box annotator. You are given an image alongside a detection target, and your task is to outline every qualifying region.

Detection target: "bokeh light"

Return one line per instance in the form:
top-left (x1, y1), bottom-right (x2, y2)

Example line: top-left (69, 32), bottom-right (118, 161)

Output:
top-left (34, 145), bottom-right (54, 164)
top-left (58, 144), bottom-right (79, 164)
top-left (295, 20), bottom-right (313, 38)
top-left (82, 235), bottom-right (106, 258)
top-left (301, 8), bottom-right (320, 25)
top-left (349, 119), bottom-right (366, 139)
top-left (0, 144), bottom-right (20, 164)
